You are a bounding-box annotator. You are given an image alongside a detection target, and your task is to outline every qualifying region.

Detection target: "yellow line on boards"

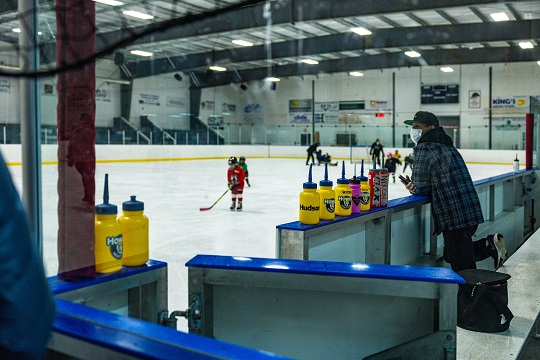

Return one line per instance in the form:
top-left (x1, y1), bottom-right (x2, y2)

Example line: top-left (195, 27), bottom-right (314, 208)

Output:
top-left (4, 158), bottom-right (519, 166)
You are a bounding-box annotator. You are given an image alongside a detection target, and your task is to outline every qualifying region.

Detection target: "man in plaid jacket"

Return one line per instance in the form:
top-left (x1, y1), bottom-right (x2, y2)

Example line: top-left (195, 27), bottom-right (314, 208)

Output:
top-left (401, 111), bottom-right (507, 272)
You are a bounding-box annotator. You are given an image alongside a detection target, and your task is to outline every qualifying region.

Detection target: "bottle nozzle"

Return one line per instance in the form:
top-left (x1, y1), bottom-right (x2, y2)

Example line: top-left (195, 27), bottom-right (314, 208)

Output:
top-left (515, 153), bottom-right (519, 161)
top-left (308, 164), bottom-right (313, 183)
top-left (361, 159), bottom-right (364, 177)
top-left (341, 161), bottom-right (345, 178)
top-left (324, 163), bottom-right (328, 180)
top-left (103, 174), bottom-right (109, 205)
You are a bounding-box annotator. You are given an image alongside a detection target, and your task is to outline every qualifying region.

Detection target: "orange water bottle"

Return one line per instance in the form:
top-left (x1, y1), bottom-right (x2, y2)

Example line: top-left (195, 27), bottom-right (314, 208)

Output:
top-left (95, 174), bottom-right (123, 273)
top-left (119, 196), bottom-right (149, 267)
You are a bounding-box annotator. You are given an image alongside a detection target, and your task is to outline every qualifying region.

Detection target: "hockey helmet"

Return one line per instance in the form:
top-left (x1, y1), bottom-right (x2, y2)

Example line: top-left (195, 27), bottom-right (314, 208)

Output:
top-left (239, 156), bottom-right (246, 161)
top-left (228, 156), bottom-right (238, 165)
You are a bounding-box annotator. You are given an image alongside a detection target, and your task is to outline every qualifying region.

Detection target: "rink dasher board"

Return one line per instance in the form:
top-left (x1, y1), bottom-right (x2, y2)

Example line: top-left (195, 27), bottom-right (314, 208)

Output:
top-left (186, 254), bottom-right (463, 360)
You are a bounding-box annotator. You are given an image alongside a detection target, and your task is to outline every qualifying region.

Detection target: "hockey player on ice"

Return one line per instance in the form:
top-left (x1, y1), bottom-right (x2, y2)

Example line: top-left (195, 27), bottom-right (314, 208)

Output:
top-left (227, 156), bottom-right (246, 211)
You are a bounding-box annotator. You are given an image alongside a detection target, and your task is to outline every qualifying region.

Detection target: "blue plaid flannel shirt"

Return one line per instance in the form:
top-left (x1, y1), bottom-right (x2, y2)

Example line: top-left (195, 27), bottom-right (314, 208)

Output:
top-left (412, 136), bottom-right (484, 234)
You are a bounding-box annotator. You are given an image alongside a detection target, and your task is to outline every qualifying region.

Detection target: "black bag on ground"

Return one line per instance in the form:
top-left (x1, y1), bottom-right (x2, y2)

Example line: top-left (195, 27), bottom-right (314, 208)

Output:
top-left (457, 269), bottom-right (513, 332)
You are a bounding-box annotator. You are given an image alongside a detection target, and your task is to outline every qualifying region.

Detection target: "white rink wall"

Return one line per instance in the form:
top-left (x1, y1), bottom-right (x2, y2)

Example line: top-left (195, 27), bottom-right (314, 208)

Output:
top-left (0, 144), bottom-right (527, 166)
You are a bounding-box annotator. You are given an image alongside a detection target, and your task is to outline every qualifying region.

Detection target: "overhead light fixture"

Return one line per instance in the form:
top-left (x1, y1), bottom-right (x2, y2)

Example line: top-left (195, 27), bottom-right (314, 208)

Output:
top-left (209, 65), bottom-right (227, 72)
top-left (266, 77), bottom-right (280, 82)
top-left (349, 71), bottom-right (364, 77)
top-left (12, 28), bottom-right (21, 33)
top-left (130, 50), bottom-right (153, 57)
top-left (351, 27), bottom-right (372, 36)
top-left (0, 64), bottom-right (21, 71)
top-left (92, 0), bottom-right (124, 6)
top-left (302, 59), bottom-right (319, 65)
top-left (122, 10), bottom-right (154, 20)
top-left (232, 39), bottom-right (253, 47)
top-left (405, 51), bottom-right (421, 58)
top-left (490, 12), bottom-right (509, 22)
top-left (519, 42), bottom-right (534, 49)
top-left (96, 77), bottom-right (131, 85)
top-left (440, 67), bottom-right (454, 72)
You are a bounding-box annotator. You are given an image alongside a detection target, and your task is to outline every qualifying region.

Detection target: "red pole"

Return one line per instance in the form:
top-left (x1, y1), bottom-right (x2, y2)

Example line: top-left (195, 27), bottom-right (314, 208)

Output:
top-left (526, 113), bottom-right (534, 169)
top-left (56, 0), bottom-right (96, 280)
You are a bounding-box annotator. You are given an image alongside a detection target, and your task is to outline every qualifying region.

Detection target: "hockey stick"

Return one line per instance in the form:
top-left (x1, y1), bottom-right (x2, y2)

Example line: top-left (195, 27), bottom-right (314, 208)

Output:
top-left (199, 189), bottom-right (230, 211)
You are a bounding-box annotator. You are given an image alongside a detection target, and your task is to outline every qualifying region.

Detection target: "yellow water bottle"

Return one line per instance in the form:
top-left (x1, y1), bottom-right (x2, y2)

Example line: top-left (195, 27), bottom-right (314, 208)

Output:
top-left (299, 164), bottom-right (320, 225)
top-left (317, 163), bottom-right (335, 221)
top-left (95, 174), bottom-right (123, 273)
top-left (119, 195), bottom-right (149, 267)
top-left (360, 160), bottom-right (371, 212)
top-left (335, 161), bottom-right (352, 216)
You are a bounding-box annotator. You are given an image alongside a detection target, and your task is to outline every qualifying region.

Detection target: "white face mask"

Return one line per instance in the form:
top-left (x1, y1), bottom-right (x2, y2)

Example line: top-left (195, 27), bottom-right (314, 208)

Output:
top-left (410, 128), bottom-right (423, 144)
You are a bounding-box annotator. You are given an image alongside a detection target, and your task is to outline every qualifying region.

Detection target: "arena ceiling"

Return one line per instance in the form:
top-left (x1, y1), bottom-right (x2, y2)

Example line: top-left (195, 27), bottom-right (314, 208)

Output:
top-left (2, 0), bottom-right (540, 87)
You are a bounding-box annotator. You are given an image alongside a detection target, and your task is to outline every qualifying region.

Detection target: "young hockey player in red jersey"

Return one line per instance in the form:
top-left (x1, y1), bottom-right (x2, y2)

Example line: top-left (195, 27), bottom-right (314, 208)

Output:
top-left (227, 156), bottom-right (246, 211)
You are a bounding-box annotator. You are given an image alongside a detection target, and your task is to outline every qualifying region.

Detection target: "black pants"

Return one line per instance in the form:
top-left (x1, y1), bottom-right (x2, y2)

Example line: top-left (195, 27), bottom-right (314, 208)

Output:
top-left (442, 225), bottom-right (492, 272)
top-left (372, 153), bottom-right (381, 166)
top-left (306, 152), bottom-right (315, 165)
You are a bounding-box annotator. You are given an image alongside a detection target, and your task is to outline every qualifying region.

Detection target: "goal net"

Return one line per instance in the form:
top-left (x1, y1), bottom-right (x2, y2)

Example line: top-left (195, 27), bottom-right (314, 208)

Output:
top-left (349, 144), bottom-right (371, 164)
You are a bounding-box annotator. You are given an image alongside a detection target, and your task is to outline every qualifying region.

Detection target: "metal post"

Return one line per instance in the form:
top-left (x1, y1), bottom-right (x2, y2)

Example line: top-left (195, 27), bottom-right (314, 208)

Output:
top-left (107, 129), bottom-right (110, 144)
top-left (19, 0), bottom-right (43, 252)
top-left (123, 130), bottom-right (125, 145)
top-left (489, 66), bottom-right (492, 149)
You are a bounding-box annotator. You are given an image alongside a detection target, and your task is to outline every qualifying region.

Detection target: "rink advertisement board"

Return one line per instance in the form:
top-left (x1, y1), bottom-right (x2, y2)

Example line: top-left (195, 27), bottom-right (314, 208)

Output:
top-left (315, 101), bottom-right (339, 123)
top-left (289, 99), bottom-right (313, 123)
top-left (421, 84), bottom-right (459, 104)
top-left (492, 96), bottom-right (528, 109)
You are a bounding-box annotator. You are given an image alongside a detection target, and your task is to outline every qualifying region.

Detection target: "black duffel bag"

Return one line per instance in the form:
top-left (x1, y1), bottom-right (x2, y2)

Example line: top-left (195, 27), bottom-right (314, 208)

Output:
top-left (457, 269), bottom-right (513, 332)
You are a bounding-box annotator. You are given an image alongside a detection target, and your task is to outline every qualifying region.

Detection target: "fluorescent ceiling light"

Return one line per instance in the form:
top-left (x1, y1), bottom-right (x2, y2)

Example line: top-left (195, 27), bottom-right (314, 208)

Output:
top-left (232, 39), bottom-right (253, 47)
top-left (266, 77), bottom-right (280, 82)
top-left (351, 27), bottom-right (372, 36)
top-left (130, 50), bottom-right (153, 57)
top-left (302, 59), bottom-right (319, 65)
top-left (97, 77), bottom-right (131, 85)
top-left (405, 51), bottom-right (421, 58)
top-left (12, 28), bottom-right (21, 33)
top-left (440, 67), bottom-right (454, 72)
top-left (123, 10), bottom-right (154, 20)
top-left (209, 66), bottom-right (227, 72)
top-left (0, 64), bottom-right (21, 70)
top-left (490, 12), bottom-right (509, 22)
top-left (519, 42), bottom-right (534, 49)
top-left (93, 0), bottom-right (124, 6)
top-left (349, 71), bottom-right (364, 77)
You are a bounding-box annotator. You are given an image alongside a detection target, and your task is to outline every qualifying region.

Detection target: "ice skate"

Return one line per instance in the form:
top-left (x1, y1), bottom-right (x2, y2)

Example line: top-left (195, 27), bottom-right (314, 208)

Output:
top-left (230, 202), bottom-right (236, 211)
top-left (236, 202), bottom-right (243, 211)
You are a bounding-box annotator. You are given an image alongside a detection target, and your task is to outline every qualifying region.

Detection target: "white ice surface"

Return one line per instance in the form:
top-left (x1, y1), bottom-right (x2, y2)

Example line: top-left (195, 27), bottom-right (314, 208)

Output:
top-left (7, 158), bottom-right (514, 332)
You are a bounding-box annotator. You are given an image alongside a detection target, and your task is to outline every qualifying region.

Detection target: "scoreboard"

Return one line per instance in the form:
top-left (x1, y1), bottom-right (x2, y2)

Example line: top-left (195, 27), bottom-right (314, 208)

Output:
top-left (421, 84), bottom-right (459, 104)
